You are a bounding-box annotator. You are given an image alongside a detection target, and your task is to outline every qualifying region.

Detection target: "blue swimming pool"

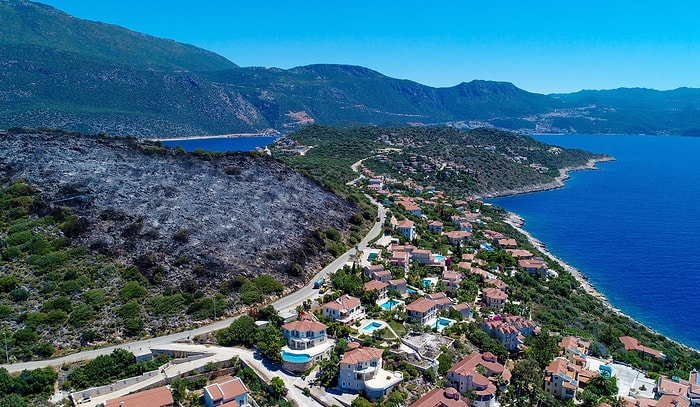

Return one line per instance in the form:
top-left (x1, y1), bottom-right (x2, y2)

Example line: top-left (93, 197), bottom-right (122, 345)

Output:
top-left (438, 318), bottom-right (452, 326)
top-left (363, 322), bottom-right (383, 332)
top-left (480, 242), bottom-right (494, 251)
top-left (406, 287), bottom-right (417, 294)
top-left (281, 351), bottom-right (312, 363)
top-left (599, 365), bottom-right (613, 378)
top-left (435, 255), bottom-right (446, 261)
top-left (422, 279), bottom-right (432, 287)
top-left (381, 300), bottom-right (400, 310)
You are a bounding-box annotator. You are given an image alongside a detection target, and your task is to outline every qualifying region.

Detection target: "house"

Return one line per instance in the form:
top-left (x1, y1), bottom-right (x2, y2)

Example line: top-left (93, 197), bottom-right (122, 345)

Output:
top-left (412, 249), bottom-right (445, 268)
top-left (444, 230), bottom-right (471, 246)
top-left (364, 264), bottom-right (385, 279)
top-left (426, 292), bottom-right (453, 311)
top-left (323, 295), bottom-right (365, 323)
top-left (204, 377), bottom-right (250, 407)
top-left (390, 251), bottom-right (410, 273)
top-left (482, 315), bottom-right (539, 351)
top-left (481, 287), bottom-right (508, 310)
top-left (496, 238), bottom-right (517, 248)
top-left (389, 278), bottom-right (407, 294)
top-left (483, 278), bottom-right (508, 292)
top-left (339, 346), bottom-right (403, 398)
top-left (559, 336), bottom-right (590, 367)
top-left (105, 386), bottom-right (174, 407)
top-left (281, 314), bottom-right (332, 371)
top-left (396, 219), bottom-right (415, 240)
top-left (373, 269), bottom-right (392, 283)
top-left (409, 387), bottom-right (469, 407)
top-left (506, 249), bottom-right (534, 259)
top-left (519, 259), bottom-right (548, 277)
top-left (620, 336), bottom-right (665, 360)
top-left (447, 352), bottom-right (511, 407)
top-left (452, 303), bottom-right (472, 319)
top-left (405, 297), bottom-right (439, 325)
top-left (364, 280), bottom-right (389, 300)
top-left (282, 316), bottom-right (328, 351)
top-left (442, 270), bottom-right (462, 292)
top-left (543, 358), bottom-right (579, 401)
top-left (428, 220), bottom-right (444, 233)
top-left (400, 202), bottom-right (422, 217)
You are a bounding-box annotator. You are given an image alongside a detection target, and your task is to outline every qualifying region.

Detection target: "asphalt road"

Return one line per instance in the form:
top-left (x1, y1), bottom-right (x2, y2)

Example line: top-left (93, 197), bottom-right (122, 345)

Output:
top-left (1, 196), bottom-right (386, 374)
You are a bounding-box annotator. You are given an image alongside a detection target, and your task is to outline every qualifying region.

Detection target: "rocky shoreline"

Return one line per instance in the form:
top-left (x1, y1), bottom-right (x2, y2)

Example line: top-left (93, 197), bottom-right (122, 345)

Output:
top-left (496, 158), bottom-right (700, 354)
top-left (475, 156), bottom-right (616, 199)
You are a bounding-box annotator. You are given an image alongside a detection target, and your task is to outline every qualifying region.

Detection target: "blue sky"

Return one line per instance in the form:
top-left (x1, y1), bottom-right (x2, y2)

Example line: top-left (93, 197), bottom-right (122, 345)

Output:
top-left (39, 0), bottom-right (700, 94)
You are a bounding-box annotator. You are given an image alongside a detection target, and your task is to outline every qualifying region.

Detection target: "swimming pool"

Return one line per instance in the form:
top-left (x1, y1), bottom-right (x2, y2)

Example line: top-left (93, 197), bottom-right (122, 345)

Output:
top-left (480, 242), bottom-right (494, 251)
top-left (438, 318), bottom-right (452, 326)
top-left (406, 287), bottom-right (417, 294)
top-left (599, 365), bottom-right (613, 378)
top-left (422, 279), bottom-right (432, 287)
top-left (281, 351), bottom-right (312, 363)
top-left (380, 299), bottom-right (400, 310)
top-left (435, 255), bottom-right (446, 262)
top-left (363, 321), bottom-right (384, 332)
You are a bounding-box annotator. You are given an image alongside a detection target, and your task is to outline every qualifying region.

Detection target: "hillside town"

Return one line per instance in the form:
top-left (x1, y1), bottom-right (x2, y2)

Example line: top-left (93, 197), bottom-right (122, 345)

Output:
top-left (61, 146), bottom-right (697, 407)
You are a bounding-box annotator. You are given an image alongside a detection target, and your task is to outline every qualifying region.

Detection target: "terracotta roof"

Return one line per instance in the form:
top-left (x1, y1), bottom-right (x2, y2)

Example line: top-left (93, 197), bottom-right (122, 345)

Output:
top-left (390, 278), bottom-right (406, 285)
top-left (656, 395), bottom-right (690, 407)
top-left (619, 336), bottom-right (664, 359)
top-left (105, 386), bottom-right (174, 407)
top-left (482, 287), bottom-right (508, 300)
top-left (283, 319), bottom-right (327, 333)
top-left (204, 378), bottom-right (248, 403)
top-left (324, 295), bottom-right (361, 310)
top-left (364, 280), bottom-right (389, 291)
top-left (397, 219), bottom-right (414, 228)
top-left (406, 297), bottom-right (438, 313)
top-left (341, 347), bottom-right (383, 364)
top-left (409, 387), bottom-right (469, 407)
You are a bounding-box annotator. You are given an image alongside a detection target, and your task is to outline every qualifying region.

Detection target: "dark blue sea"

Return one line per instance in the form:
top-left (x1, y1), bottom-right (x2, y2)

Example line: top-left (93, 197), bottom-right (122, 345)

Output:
top-left (161, 136), bottom-right (278, 152)
top-left (490, 134), bottom-right (700, 350)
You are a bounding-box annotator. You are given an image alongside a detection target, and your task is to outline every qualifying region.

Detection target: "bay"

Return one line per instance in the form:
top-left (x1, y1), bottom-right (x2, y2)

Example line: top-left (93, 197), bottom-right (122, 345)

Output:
top-left (489, 134), bottom-right (700, 350)
top-left (161, 136), bottom-right (278, 152)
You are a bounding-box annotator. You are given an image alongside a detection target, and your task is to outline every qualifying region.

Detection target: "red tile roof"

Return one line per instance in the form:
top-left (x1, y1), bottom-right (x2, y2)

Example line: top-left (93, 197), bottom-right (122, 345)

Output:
top-left (282, 319), bottom-right (327, 333)
top-left (409, 387), bottom-right (469, 407)
top-left (406, 297), bottom-right (438, 313)
top-left (106, 386), bottom-right (174, 407)
top-left (364, 280), bottom-right (389, 291)
top-left (341, 347), bottom-right (383, 364)
top-left (324, 295), bottom-right (361, 310)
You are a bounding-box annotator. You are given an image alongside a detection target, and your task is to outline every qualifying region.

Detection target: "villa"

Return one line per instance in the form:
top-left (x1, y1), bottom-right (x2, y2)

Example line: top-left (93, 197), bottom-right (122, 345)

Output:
top-left (409, 388), bottom-right (469, 407)
top-left (428, 220), bottom-right (444, 233)
top-left (397, 219), bottom-right (416, 240)
top-left (506, 249), bottom-right (534, 259)
top-left (559, 336), bottom-right (590, 367)
top-left (482, 315), bottom-right (539, 351)
top-left (496, 238), bottom-right (517, 248)
top-left (323, 294), bottom-right (365, 323)
top-left (389, 278), bottom-right (407, 294)
top-left (406, 297), bottom-right (439, 325)
top-left (518, 259), bottom-right (548, 277)
top-left (442, 270), bottom-right (462, 292)
top-left (655, 369), bottom-right (700, 406)
top-left (204, 377), bottom-right (251, 407)
top-left (482, 287), bottom-right (508, 310)
top-left (104, 386), bottom-right (174, 407)
top-left (444, 230), bottom-right (472, 246)
top-left (543, 357), bottom-right (579, 401)
top-left (412, 249), bottom-right (446, 269)
top-left (620, 336), bottom-right (665, 360)
top-left (364, 280), bottom-right (389, 300)
top-left (339, 345), bottom-right (403, 398)
top-left (281, 314), bottom-right (333, 372)
top-left (452, 303), bottom-right (473, 319)
top-left (447, 352), bottom-right (511, 407)
top-left (426, 292), bottom-right (454, 311)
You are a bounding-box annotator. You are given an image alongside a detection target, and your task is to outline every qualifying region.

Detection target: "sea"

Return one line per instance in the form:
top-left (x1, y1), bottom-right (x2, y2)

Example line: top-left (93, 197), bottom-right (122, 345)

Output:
top-left (160, 136), bottom-right (278, 152)
top-left (489, 134), bottom-right (700, 350)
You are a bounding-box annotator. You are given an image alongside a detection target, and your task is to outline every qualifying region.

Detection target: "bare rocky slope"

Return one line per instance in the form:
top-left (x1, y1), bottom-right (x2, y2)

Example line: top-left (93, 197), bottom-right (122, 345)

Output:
top-left (0, 129), bottom-right (358, 292)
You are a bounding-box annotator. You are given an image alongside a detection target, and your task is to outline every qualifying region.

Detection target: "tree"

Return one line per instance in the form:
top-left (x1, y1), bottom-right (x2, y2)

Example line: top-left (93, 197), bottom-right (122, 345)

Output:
top-left (217, 315), bottom-right (259, 347)
top-left (271, 376), bottom-right (286, 396)
top-left (527, 331), bottom-right (560, 369)
top-left (511, 358), bottom-right (542, 403)
top-left (0, 394), bottom-right (26, 407)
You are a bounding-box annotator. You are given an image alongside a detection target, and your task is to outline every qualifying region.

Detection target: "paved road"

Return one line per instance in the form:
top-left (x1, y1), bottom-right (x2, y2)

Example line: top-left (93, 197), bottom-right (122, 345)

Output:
top-left (1, 196), bottom-right (386, 374)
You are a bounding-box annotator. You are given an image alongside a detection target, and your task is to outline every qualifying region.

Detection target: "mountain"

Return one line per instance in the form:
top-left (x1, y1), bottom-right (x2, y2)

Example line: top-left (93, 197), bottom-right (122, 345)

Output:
top-left (2, 0), bottom-right (700, 136)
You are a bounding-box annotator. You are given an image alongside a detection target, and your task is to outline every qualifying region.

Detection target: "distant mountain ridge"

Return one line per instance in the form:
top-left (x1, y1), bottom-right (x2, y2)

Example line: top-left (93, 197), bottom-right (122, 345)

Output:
top-left (2, 0), bottom-right (700, 136)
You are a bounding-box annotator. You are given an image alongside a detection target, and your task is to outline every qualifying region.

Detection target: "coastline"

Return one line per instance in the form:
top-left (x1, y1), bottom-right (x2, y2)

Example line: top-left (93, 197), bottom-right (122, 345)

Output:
top-left (475, 156), bottom-right (616, 199)
top-left (494, 158), bottom-right (700, 353)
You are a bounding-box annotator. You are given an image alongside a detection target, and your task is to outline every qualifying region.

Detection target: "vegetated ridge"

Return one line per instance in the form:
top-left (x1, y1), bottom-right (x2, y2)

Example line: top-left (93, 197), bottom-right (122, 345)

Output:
top-left (0, 128), bottom-right (366, 353)
top-left (3, 1), bottom-right (700, 137)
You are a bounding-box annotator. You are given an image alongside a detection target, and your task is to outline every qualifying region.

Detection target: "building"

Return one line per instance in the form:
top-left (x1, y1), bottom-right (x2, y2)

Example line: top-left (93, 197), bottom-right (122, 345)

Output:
top-left (323, 295), bottom-right (365, 323)
top-left (496, 238), bottom-right (517, 248)
top-left (444, 230), bottom-right (471, 246)
top-left (559, 336), bottom-right (590, 367)
top-left (481, 287), bottom-right (508, 310)
top-left (482, 315), bottom-right (539, 351)
top-left (442, 271), bottom-right (462, 292)
top-left (405, 297), bottom-right (439, 325)
top-left (204, 377), bottom-right (251, 407)
top-left (409, 387), bottom-right (469, 407)
top-left (281, 314), bottom-right (333, 372)
top-left (452, 303), bottom-right (472, 319)
top-left (428, 220), bottom-right (444, 233)
top-left (339, 346), bottom-right (403, 398)
top-left (364, 280), bottom-right (389, 300)
top-left (105, 386), bottom-right (174, 407)
top-left (364, 264), bottom-right (385, 279)
top-left (543, 358), bottom-right (579, 401)
top-left (396, 219), bottom-right (415, 240)
top-left (518, 259), bottom-right (548, 277)
top-left (389, 278), bottom-right (407, 294)
top-left (620, 336), bottom-right (665, 360)
top-left (447, 352), bottom-right (511, 407)
top-left (282, 316), bottom-right (328, 351)
top-left (426, 292), bottom-right (453, 311)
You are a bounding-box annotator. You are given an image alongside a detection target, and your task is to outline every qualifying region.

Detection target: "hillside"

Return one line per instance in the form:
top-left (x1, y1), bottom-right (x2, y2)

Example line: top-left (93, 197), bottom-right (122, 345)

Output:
top-left (3, 1), bottom-right (700, 136)
top-left (0, 129), bottom-right (365, 354)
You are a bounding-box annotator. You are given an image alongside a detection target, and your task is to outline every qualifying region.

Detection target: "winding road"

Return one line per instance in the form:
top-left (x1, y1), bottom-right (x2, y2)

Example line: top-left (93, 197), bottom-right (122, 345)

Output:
top-left (1, 196), bottom-right (386, 374)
